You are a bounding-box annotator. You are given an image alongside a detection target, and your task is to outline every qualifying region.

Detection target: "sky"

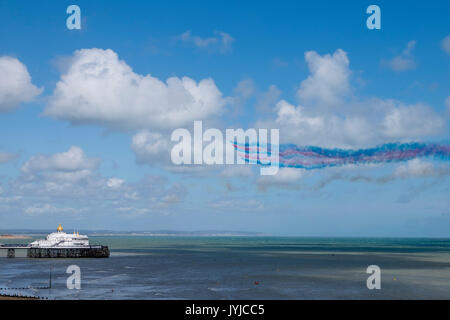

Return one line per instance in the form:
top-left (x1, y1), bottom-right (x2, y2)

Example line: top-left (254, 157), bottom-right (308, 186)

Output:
top-left (0, 0), bottom-right (449, 236)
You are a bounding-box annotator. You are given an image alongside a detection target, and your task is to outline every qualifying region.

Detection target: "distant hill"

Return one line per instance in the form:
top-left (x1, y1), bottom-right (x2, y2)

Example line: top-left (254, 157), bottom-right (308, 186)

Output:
top-left (0, 229), bottom-right (268, 237)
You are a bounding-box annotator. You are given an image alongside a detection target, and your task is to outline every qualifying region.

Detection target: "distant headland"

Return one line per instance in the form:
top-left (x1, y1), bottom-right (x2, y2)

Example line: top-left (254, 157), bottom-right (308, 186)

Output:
top-left (0, 234), bottom-right (31, 240)
top-left (0, 230), bottom-right (268, 237)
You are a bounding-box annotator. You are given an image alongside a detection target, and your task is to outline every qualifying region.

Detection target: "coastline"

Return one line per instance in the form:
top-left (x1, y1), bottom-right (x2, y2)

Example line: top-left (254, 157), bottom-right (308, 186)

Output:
top-left (0, 235), bottom-right (31, 240)
top-left (0, 295), bottom-right (39, 300)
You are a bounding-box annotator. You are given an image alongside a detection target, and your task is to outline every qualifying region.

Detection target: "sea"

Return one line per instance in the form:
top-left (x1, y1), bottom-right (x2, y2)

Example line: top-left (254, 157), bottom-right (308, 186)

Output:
top-left (1, 236), bottom-right (450, 299)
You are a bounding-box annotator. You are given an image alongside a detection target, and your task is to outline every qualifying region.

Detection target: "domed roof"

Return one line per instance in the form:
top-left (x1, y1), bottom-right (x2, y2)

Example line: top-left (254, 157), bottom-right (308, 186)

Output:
top-left (57, 224), bottom-right (63, 232)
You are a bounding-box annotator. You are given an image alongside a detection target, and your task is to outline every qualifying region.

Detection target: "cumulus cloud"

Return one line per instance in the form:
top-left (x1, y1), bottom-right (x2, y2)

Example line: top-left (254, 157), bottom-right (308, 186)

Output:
top-left (297, 49), bottom-right (351, 106)
top-left (314, 159), bottom-right (450, 189)
top-left (177, 30), bottom-right (234, 53)
top-left (382, 40), bottom-right (417, 72)
top-left (44, 49), bottom-right (226, 130)
top-left (382, 103), bottom-right (444, 139)
top-left (263, 99), bottom-right (442, 148)
top-left (21, 146), bottom-right (100, 183)
top-left (376, 159), bottom-right (450, 184)
top-left (265, 167), bottom-right (304, 182)
top-left (106, 177), bottom-right (125, 188)
top-left (131, 127), bottom-right (209, 168)
top-left (441, 35), bottom-right (450, 55)
top-left (131, 130), bottom-right (171, 165)
top-left (2, 147), bottom-right (185, 218)
top-left (257, 49), bottom-right (445, 149)
top-left (0, 56), bottom-right (42, 112)
top-left (258, 168), bottom-right (305, 191)
top-left (393, 159), bottom-right (435, 178)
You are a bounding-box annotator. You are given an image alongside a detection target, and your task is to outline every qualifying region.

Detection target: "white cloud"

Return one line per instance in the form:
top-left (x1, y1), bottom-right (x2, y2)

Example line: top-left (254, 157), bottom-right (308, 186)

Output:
top-left (11, 172), bottom-right (184, 220)
top-left (382, 40), bottom-right (417, 72)
top-left (24, 204), bottom-right (83, 215)
top-left (131, 131), bottom-right (171, 165)
top-left (269, 100), bottom-right (443, 149)
top-left (0, 147), bottom-right (186, 219)
top-left (297, 49), bottom-right (351, 106)
top-left (266, 167), bottom-right (304, 183)
top-left (0, 152), bottom-right (18, 164)
top-left (388, 160), bottom-right (450, 182)
top-left (394, 159), bottom-right (435, 178)
top-left (177, 30), bottom-right (234, 53)
top-left (257, 49), bottom-right (445, 149)
top-left (44, 49), bottom-right (226, 130)
top-left (261, 99), bottom-right (373, 148)
top-left (106, 178), bottom-right (125, 188)
top-left (258, 168), bottom-right (305, 191)
top-left (314, 158), bottom-right (450, 187)
top-left (382, 103), bottom-right (444, 139)
top-left (0, 56), bottom-right (42, 112)
top-left (21, 146), bottom-right (100, 183)
top-left (441, 35), bottom-right (450, 55)
top-left (131, 127), bottom-right (206, 169)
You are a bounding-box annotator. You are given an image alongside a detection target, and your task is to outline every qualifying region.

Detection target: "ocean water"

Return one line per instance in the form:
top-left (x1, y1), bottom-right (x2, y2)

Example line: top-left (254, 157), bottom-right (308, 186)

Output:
top-left (1, 236), bottom-right (450, 299)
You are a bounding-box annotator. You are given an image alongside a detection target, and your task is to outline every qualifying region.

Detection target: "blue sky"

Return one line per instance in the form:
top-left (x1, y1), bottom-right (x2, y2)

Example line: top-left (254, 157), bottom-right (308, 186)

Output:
top-left (0, 0), bottom-right (449, 236)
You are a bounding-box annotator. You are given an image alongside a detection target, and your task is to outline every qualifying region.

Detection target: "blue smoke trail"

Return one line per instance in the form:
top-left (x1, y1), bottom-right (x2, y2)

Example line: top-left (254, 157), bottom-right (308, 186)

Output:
top-left (233, 142), bottom-right (450, 170)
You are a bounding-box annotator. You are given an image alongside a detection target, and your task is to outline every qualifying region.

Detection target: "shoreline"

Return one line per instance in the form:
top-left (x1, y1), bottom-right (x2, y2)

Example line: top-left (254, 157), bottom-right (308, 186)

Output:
top-left (0, 295), bottom-right (40, 300)
top-left (0, 235), bottom-right (31, 240)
